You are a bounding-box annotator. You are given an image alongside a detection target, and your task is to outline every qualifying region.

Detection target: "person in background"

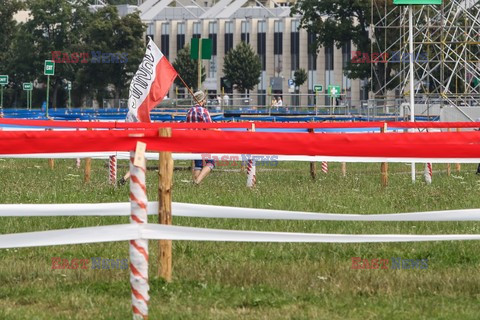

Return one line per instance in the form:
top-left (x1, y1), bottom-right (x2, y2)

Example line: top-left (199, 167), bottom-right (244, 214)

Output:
top-left (187, 90), bottom-right (215, 184)
top-left (276, 96), bottom-right (283, 107)
top-left (271, 97), bottom-right (277, 108)
top-left (223, 93), bottom-right (229, 107)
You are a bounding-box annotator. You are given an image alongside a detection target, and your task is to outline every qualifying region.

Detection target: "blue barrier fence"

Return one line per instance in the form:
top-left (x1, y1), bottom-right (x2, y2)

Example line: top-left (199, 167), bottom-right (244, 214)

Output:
top-left (0, 108), bottom-right (439, 123)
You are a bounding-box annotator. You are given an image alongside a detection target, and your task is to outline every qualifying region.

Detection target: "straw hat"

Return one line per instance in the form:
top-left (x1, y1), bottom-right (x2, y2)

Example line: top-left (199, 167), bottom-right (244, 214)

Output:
top-left (194, 90), bottom-right (206, 103)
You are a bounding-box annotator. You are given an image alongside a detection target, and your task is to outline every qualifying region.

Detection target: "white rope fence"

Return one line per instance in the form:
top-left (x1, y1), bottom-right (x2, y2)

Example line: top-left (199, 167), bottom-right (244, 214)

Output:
top-left (1, 223), bottom-right (480, 249)
top-left (2, 202), bottom-right (480, 221)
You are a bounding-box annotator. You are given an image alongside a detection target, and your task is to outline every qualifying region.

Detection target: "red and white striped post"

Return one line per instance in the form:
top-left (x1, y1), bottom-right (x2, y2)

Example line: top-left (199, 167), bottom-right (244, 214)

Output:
top-left (246, 124), bottom-right (256, 187)
top-left (424, 162), bottom-right (432, 184)
top-left (109, 154), bottom-right (117, 185)
top-left (321, 161), bottom-right (328, 174)
top-left (129, 150), bottom-right (149, 319)
top-left (246, 159), bottom-right (256, 187)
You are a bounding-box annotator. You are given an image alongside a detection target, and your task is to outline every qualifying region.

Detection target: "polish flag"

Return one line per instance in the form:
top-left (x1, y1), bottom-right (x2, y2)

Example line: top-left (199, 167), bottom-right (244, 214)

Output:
top-left (127, 38), bottom-right (178, 123)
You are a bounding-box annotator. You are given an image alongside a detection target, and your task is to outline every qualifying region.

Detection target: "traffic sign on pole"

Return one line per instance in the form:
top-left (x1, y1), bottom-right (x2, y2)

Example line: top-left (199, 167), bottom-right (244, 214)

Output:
top-left (23, 83), bottom-right (33, 91)
top-left (328, 85), bottom-right (341, 97)
top-left (314, 84), bottom-right (323, 93)
top-left (0, 75), bottom-right (8, 86)
top-left (0, 75), bottom-right (7, 110)
top-left (44, 60), bottom-right (54, 117)
top-left (44, 60), bottom-right (55, 76)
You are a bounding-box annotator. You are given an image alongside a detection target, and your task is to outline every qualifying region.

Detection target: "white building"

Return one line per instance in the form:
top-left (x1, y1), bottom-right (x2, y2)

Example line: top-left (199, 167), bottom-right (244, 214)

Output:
top-left (132, 0), bottom-right (363, 106)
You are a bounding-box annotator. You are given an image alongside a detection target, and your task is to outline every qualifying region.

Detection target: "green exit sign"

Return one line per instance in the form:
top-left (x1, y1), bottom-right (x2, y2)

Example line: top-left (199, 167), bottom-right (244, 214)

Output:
top-left (44, 60), bottom-right (55, 76)
top-left (314, 84), bottom-right (323, 93)
top-left (0, 75), bottom-right (8, 85)
top-left (23, 83), bottom-right (33, 90)
top-left (394, 0), bottom-right (442, 4)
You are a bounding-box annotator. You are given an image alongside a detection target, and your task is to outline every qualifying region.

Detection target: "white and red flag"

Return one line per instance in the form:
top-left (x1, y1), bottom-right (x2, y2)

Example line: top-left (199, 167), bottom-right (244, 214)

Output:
top-left (127, 38), bottom-right (178, 122)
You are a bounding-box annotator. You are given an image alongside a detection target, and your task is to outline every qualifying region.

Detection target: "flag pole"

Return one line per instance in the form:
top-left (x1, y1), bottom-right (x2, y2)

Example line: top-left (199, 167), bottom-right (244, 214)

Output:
top-left (176, 74), bottom-right (201, 105)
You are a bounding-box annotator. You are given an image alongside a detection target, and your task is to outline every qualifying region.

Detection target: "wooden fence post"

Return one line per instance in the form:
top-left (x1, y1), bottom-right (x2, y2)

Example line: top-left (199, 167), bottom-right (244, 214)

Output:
top-left (47, 128), bottom-right (54, 169)
top-left (308, 128), bottom-right (316, 179)
top-left (158, 128), bottom-right (173, 281)
top-left (83, 128), bottom-right (92, 183)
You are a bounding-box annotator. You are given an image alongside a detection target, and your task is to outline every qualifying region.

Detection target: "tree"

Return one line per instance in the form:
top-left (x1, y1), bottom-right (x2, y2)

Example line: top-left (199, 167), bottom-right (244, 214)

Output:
top-left (172, 44), bottom-right (206, 91)
top-left (222, 42), bottom-right (261, 94)
top-left (291, 0), bottom-right (399, 95)
top-left (0, 0), bottom-right (24, 107)
top-left (14, 0), bottom-right (93, 108)
top-left (80, 5), bottom-right (145, 104)
top-left (294, 68), bottom-right (308, 88)
top-left (293, 68), bottom-right (308, 106)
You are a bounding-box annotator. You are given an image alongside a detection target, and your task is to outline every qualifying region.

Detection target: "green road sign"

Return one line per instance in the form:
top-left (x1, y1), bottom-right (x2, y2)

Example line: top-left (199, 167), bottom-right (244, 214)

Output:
top-left (394, 0), bottom-right (441, 4)
top-left (328, 85), bottom-right (341, 97)
top-left (0, 75), bottom-right (8, 86)
top-left (23, 83), bottom-right (33, 90)
top-left (314, 84), bottom-right (323, 93)
top-left (44, 60), bottom-right (55, 76)
top-left (190, 38), bottom-right (213, 60)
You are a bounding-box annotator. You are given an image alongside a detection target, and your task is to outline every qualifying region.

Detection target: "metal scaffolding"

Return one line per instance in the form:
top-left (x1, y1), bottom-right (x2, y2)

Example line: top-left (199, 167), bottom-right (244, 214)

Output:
top-left (371, 0), bottom-right (480, 115)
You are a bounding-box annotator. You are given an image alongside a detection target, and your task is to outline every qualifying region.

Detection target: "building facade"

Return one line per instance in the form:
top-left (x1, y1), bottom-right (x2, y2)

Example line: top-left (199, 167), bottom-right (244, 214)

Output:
top-left (135, 1), bottom-right (362, 106)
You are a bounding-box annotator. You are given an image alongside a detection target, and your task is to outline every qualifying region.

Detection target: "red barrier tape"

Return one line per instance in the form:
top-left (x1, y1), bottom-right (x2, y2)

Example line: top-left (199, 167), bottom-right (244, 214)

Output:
top-left (1, 118), bottom-right (480, 129)
top-left (1, 129), bottom-right (480, 158)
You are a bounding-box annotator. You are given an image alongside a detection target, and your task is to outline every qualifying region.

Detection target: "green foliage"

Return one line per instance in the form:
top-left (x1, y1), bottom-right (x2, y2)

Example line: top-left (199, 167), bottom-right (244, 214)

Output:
top-left (222, 42), bottom-right (261, 93)
top-left (293, 68), bottom-right (308, 88)
top-left (79, 6), bottom-right (145, 103)
top-left (291, 0), bottom-right (399, 94)
top-left (1, 0), bottom-right (145, 108)
top-left (0, 0), bottom-right (24, 74)
top-left (172, 44), bottom-right (206, 90)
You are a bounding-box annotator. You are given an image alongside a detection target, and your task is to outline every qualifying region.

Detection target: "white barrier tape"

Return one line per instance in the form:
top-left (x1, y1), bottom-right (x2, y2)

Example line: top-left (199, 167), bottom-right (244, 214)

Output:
top-left (1, 223), bottom-right (480, 249)
top-left (2, 202), bottom-right (480, 221)
top-left (0, 224), bottom-right (139, 248)
top-left (3, 152), bottom-right (480, 163)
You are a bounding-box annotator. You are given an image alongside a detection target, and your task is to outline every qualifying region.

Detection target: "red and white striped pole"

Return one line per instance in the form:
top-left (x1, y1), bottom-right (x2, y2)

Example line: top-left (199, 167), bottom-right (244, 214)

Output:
top-left (246, 123), bottom-right (256, 187)
top-left (129, 151), bottom-right (149, 319)
top-left (321, 161), bottom-right (328, 174)
top-left (109, 154), bottom-right (117, 185)
top-left (246, 158), bottom-right (256, 187)
top-left (424, 162), bottom-right (432, 184)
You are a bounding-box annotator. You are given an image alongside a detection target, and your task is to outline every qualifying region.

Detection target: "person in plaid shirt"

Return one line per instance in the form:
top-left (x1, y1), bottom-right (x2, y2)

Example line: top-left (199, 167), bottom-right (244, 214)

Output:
top-left (187, 90), bottom-right (215, 184)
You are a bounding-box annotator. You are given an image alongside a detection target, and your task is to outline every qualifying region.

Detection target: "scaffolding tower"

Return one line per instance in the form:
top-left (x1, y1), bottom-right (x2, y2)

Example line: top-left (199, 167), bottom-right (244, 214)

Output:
top-left (371, 0), bottom-right (480, 115)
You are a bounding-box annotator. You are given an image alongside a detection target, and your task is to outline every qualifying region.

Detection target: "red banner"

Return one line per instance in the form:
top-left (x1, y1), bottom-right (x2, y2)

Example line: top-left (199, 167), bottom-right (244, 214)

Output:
top-left (1, 118), bottom-right (480, 130)
top-left (1, 129), bottom-right (480, 158)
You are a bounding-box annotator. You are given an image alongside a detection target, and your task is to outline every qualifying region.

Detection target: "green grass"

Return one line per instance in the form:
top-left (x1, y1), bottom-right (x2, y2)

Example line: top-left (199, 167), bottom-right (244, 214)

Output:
top-left (1, 158), bottom-right (480, 319)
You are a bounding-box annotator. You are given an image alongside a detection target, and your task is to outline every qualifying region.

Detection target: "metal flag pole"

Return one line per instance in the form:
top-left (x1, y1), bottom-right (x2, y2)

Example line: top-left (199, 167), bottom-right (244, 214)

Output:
top-left (409, 4), bottom-right (416, 182)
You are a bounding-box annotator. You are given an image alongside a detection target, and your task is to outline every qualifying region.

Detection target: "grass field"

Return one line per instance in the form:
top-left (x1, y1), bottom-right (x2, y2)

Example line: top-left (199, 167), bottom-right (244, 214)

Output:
top-left (1, 158), bottom-right (480, 319)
